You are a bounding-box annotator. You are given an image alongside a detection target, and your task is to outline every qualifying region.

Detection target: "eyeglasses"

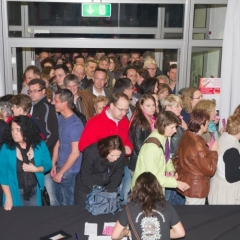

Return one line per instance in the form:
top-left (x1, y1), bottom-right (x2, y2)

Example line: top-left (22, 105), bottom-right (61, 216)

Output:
top-left (192, 95), bottom-right (203, 100)
top-left (28, 89), bottom-right (42, 95)
top-left (147, 67), bottom-right (157, 71)
top-left (114, 104), bottom-right (129, 114)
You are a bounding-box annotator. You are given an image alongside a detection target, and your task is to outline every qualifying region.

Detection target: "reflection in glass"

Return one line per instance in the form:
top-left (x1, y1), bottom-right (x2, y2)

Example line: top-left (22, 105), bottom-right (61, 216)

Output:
top-left (193, 4), bottom-right (227, 40)
top-left (164, 4), bottom-right (184, 28)
top-left (8, 2), bottom-right (21, 25)
top-left (190, 47), bottom-right (222, 87)
top-left (9, 31), bottom-right (22, 38)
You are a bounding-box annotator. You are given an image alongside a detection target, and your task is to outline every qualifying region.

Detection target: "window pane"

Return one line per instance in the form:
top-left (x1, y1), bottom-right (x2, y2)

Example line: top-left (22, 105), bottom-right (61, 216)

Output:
top-left (8, 2), bottom-right (21, 25)
top-left (8, 2), bottom-right (184, 39)
top-left (193, 4), bottom-right (227, 40)
top-left (9, 31), bottom-right (22, 37)
top-left (190, 47), bottom-right (222, 87)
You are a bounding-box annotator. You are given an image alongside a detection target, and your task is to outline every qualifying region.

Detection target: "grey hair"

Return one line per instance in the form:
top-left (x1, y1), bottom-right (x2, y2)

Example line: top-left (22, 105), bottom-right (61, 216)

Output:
top-left (0, 101), bottom-right (12, 117)
top-left (56, 89), bottom-right (73, 109)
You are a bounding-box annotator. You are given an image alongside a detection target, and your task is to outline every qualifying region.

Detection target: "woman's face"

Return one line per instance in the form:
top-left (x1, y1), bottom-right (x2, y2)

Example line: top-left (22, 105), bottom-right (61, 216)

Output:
top-left (153, 82), bottom-right (158, 94)
top-left (109, 59), bottom-right (115, 71)
top-left (191, 90), bottom-right (203, 108)
top-left (136, 73), bottom-right (144, 85)
top-left (50, 69), bottom-right (55, 78)
top-left (210, 108), bottom-right (216, 121)
top-left (158, 89), bottom-right (169, 101)
top-left (165, 103), bottom-right (182, 116)
top-left (107, 149), bottom-right (122, 162)
top-left (11, 121), bottom-right (24, 143)
top-left (12, 105), bottom-right (24, 116)
top-left (141, 99), bottom-right (156, 117)
top-left (164, 123), bottom-right (177, 137)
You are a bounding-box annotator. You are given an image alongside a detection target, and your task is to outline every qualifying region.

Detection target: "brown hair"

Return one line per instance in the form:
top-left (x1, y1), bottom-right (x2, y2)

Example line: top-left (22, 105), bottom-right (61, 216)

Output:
top-left (233, 104), bottom-right (240, 115)
top-left (109, 92), bottom-right (129, 105)
top-left (158, 83), bottom-right (170, 95)
top-left (155, 111), bottom-right (181, 135)
top-left (130, 172), bottom-right (165, 216)
top-left (188, 109), bottom-right (210, 133)
top-left (130, 94), bottom-right (156, 131)
top-left (98, 135), bottom-right (124, 158)
top-left (226, 114), bottom-right (240, 135)
top-left (11, 94), bottom-right (32, 113)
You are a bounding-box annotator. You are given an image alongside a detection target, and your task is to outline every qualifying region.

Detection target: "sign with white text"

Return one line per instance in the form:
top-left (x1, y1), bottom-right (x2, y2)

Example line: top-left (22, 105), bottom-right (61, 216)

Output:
top-left (199, 78), bottom-right (221, 110)
top-left (82, 4), bottom-right (111, 17)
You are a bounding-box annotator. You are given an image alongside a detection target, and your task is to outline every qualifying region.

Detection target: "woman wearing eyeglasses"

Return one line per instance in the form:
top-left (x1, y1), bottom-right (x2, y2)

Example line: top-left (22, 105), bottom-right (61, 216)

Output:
top-left (0, 116), bottom-right (52, 210)
top-left (181, 87), bottom-right (203, 124)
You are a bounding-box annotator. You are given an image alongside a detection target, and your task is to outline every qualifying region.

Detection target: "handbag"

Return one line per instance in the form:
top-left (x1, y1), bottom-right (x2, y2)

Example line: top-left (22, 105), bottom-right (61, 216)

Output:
top-left (126, 205), bottom-right (140, 240)
top-left (85, 185), bottom-right (121, 215)
top-left (33, 174), bottom-right (50, 206)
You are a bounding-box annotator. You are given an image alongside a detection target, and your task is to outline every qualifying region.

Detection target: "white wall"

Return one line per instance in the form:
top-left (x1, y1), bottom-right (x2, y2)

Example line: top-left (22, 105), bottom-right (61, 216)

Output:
top-left (0, 2), bottom-right (6, 96)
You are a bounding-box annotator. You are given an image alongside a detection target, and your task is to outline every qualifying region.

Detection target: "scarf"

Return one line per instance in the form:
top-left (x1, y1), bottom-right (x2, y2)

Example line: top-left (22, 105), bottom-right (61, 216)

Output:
top-left (16, 143), bottom-right (36, 201)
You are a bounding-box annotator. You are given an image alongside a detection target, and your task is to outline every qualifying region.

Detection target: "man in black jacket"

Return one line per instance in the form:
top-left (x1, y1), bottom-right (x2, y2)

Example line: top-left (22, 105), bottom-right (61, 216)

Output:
top-left (29, 78), bottom-right (59, 205)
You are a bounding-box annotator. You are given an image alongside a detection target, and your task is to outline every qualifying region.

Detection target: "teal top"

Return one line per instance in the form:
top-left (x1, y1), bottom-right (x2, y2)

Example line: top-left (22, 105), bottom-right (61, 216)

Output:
top-left (0, 141), bottom-right (52, 206)
top-left (131, 129), bottom-right (177, 192)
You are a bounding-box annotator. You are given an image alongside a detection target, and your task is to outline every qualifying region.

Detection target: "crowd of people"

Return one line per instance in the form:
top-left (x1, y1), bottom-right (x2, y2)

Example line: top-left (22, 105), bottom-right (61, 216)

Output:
top-left (0, 49), bottom-right (240, 239)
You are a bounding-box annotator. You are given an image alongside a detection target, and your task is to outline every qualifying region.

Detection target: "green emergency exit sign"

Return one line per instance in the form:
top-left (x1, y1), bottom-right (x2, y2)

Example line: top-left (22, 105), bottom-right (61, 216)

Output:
top-left (82, 3), bottom-right (111, 17)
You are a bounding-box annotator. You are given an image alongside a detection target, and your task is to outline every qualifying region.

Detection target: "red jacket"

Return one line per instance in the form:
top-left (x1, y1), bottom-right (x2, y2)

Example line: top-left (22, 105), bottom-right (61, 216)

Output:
top-left (78, 108), bottom-right (133, 154)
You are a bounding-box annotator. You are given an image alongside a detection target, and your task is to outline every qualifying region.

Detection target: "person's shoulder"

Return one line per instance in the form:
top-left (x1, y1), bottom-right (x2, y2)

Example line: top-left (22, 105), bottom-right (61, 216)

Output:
top-left (71, 114), bottom-right (84, 127)
top-left (87, 110), bottom-right (105, 123)
top-left (84, 142), bottom-right (98, 154)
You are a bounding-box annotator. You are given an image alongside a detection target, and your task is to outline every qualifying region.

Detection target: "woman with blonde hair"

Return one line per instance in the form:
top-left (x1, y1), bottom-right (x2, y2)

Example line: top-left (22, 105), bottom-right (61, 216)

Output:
top-left (161, 95), bottom-right (187, 205)
top-left (208, 114), bottom-right (240, 204)
top-left (194, 99), bottom-right (218, 148)
top-left (181, 87), bottom-right (202, 123)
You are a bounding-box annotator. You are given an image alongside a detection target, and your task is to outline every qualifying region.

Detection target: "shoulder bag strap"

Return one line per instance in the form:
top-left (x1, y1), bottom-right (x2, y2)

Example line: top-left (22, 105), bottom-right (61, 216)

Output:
top-left (126, 205), bottom-right (141, 240)
top-left (144, 137), bottom-right (164, 153)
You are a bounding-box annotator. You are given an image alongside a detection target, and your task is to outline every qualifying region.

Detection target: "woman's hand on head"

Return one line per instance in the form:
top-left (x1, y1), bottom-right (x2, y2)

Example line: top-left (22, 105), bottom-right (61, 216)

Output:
top-left (177, 181), bottom-right (190, 192)
top-left (22, 163), bottom-right (37, 172)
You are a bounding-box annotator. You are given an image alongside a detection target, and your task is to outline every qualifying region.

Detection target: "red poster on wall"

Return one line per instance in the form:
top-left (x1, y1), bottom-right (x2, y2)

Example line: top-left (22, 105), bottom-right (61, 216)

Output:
top-left (199, 78), bottom-right (220, 110)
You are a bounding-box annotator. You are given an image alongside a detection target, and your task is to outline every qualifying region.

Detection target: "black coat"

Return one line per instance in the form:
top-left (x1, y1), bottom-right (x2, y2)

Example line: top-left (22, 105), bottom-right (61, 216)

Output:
top-left (75, 143), bottom-right (125, 193)
top-left (129, 123), bottom-right (151, 171)
top-left (170, 125), bottom-right (185, 158)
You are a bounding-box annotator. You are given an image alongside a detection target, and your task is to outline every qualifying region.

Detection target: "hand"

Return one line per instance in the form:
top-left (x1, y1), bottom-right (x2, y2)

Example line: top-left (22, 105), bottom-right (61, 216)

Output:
top-left (4, 198), bottom-right (13, 211)
top-left (51, 165), bottom-right (57, 178)
top-left (219, 127), bottom-right (226, 134)
top-left (177, 181), bottom-right (190, 192)
top-left (169, 171), bottom-right (175, 177)
top-left (124, 146), bottom-right (131, 155)
top-left (174, 172), bottom-right (178, 180)
top-left (53, 172), bottom-right (63, 183)
top-left (22, 163), bottom-right (37, 173)
top-left (211, 141), bottom-right (218, 151)
top-left (181, 119), bottom-right (188, 130)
